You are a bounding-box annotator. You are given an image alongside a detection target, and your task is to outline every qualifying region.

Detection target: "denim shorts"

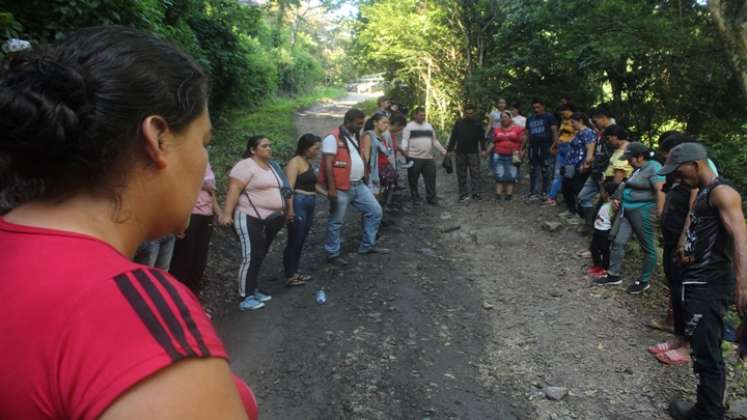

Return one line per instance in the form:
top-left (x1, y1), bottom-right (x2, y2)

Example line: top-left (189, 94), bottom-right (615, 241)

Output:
top-left (493, 154), bottom-right (519, 183)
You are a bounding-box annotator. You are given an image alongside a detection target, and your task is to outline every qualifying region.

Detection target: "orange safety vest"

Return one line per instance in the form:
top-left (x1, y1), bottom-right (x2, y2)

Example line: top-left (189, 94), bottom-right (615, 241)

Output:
top-left (319, 127), bottom-right (353, 191)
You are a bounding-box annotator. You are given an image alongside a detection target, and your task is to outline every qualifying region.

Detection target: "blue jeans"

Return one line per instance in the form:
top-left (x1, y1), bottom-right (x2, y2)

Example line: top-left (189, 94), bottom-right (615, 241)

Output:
top-left (134, 235), bottom-right (176, 270)
top-left (578, 175), bottom-right (601, 210)
top-left (283, 193), bottom-right (316, 277)
top-left (325, 181), bottom-right (383, 257)
top-left (547, 143), bottom-right (570, 200)
top-left (528, 142), bottom-right (553, 195)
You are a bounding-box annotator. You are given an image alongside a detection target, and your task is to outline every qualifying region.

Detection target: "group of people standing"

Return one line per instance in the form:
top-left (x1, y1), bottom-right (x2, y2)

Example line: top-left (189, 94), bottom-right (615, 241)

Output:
top-left (446, 95), bottom-right (746, 420)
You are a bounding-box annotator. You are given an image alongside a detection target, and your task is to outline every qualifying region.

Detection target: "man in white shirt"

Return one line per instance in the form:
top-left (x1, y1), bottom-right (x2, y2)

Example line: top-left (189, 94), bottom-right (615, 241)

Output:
top-left (321, 108), bottom-right (389, 265)
top-left (401, 107), bottom-right (447, 205)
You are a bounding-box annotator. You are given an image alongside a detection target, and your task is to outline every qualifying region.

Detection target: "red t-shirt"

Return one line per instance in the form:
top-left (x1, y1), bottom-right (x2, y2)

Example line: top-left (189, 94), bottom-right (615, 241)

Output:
top-left (493, 125), bottom-right (525, 156)
top-left (0, 217), bottom-right (258, 420)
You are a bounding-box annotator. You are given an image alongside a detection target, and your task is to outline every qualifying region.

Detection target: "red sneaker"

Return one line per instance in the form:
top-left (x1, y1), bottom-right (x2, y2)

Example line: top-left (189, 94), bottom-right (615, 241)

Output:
top-left (590, 269), bottom-right (608, 279)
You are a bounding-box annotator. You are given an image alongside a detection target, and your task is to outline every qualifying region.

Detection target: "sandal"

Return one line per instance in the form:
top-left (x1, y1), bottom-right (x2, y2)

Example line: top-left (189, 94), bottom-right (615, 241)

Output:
top-left (646, 318), bottom-right (675, 334)
top-left (655, 349), bottom-right (690, 366)
top-left (647, 340), bottom-right (678, 355)
top-left (285, 275), bottom-right (306, 287)
top-left (296, 273), bottom-right (312, 282)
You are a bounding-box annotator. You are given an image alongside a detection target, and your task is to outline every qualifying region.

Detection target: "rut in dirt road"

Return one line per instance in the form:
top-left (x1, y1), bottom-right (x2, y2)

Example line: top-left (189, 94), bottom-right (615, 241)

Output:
top-left (213, 94), bottom-right (697, 420)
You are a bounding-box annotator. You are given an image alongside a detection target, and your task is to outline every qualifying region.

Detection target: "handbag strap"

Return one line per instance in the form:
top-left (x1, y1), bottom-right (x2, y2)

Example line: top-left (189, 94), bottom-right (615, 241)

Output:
top-left (243, 160), bottom-right (286, 220)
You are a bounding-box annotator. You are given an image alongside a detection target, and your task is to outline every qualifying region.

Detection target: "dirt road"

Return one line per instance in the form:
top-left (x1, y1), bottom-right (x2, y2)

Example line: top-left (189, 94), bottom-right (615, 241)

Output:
top-left (207, 93), bottom-right (704, 419)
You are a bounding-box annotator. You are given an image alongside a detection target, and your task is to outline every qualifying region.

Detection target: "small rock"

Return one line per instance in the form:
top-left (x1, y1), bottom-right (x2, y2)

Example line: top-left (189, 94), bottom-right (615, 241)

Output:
top-left (441, 225), bottom-right (461, 233)
top-left (545, 386), bottom-right (569, 401)
top-left (543, 221), bottom-right (563, 232)
top-left (549, 290), bottom-right (563, 298)
top-left (482, 302), bottom-right (495, 310)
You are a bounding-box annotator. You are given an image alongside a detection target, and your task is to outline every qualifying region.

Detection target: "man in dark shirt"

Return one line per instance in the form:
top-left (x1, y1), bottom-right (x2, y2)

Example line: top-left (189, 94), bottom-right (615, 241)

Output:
top-left (525, 98), bottom-right (558, 199)
top-left (447, 104), bottom-right (485, 201)
top-left (660, 143), bottom-right (747, 420)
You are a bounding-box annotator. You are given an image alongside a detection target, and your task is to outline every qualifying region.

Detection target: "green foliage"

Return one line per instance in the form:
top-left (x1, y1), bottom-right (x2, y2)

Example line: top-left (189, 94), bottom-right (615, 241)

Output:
top-left (1, 0), bottom-right (333, 116)
top-left (210, 86), bottom-right (345, 186)
top-left (352, 0), bottom-right (747, 192)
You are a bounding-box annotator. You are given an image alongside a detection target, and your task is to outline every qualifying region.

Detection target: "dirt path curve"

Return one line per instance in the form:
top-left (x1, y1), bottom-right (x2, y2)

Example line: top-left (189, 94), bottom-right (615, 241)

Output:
top-left (213, 93), bottom-right (695, 420)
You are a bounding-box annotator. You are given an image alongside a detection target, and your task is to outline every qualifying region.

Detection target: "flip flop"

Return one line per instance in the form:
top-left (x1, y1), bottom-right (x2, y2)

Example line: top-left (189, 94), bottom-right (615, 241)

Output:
top-left (647, 341), bottom-right (678, 355)
top-left (296, 273), bottom-right (312, 282)
top-left (285, 275), bottom-right (306, 287)
top-left (656, 349), bottom-right (690, 366)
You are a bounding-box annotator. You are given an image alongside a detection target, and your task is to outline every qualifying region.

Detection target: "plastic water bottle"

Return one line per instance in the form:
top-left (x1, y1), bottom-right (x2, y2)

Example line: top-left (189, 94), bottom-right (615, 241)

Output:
top-left (315, 288), bottom-right (327, 305)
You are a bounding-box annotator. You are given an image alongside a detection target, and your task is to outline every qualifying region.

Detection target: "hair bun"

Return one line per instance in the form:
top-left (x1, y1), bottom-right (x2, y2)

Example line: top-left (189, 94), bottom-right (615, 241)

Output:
top-left (0, 53), bottom-right (90, 175)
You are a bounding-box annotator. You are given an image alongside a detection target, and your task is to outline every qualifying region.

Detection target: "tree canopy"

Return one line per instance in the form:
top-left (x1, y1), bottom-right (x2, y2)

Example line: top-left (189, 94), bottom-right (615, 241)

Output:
top-left (352, 0), bottom-right (746, 189)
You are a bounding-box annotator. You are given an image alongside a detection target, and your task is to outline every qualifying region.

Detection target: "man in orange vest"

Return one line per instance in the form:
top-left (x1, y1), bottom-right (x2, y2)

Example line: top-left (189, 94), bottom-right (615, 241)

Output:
top-left (320, 108), bottom-right (390, 266)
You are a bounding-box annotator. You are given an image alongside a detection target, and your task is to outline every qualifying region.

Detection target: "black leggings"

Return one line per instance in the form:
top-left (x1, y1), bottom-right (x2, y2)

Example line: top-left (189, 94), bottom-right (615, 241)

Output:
top-left (235, 211), bottom-right (284, 297)
top-left (562, 171), bottom-right (589, 215)
top-left (169, 214), bottom-right (214, 296)
top-left (590, 228), bottom-right (611, 269)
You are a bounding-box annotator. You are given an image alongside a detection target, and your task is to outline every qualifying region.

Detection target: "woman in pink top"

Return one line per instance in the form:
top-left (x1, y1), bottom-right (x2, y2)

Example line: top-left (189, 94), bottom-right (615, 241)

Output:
top-left (220, 136), bottom-right (289, 311)
top-left (489, 111), bottom-right (526, 201)
top-left (170, 159), bottom-right (224, 296)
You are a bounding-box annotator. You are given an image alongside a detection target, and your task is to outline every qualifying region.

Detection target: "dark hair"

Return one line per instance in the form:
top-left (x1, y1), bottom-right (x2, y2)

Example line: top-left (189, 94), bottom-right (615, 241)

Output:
top-left (571, 112), bottom-right (589, 124)
top-left (496, 97), bottom-right (507, 104)
top-left (659, 131), bottom-right (690, 153)
top-left (557, 103), bottom-right (573, 112)
top-left (412, 107), bottom-right (425, 116)
top-left (344, 108), bottom-right (365, 123)
top-left (510, 101), bottom-right (521, 110)
top-left (0, 26), bottom-right (208, 210)
top-left (242, 135), bottom-right (268, 158)
top-left (463, 103), bottom-right (476, 111)
top-left (377, 96), bottom-right (389, 106)
top-left (371, 112), bottom-right (389, 123)
top-left (531, 98), bottom-right (544, 106)
top-left (389, 112), bottom-right (407, 127)
top-left (603, 180), bottom-right (619, 197)
top-left (295, 133), bottom-right (321, 156)
top-left (591, 106), bottom-right (612, 118)
top-left (603, 125), bottom-right (628, 140)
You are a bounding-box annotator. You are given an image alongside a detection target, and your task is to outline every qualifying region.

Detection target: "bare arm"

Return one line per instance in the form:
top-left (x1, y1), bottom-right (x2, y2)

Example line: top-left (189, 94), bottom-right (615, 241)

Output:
top-left (360, 133), bottom-right (372, 165)
top-left (212, 197), bottom-right (223, 221)
top-left (100, 358), bottom-right (248, 420)
top-left (583, 142), bottom-right (595, 170)
top-left (220, 177), bottom-right (247, 225)
top-left (712, 186), bottom-right (747, 315)
top-left (677, 188), bottom-right (700, 260)
top-left (551, 124), bottom-right (559, 147)
top-left (654, 181), bottom-right (666, 218)
top-left (285, 158), bottom-right (300, 219)
top-left (322, 153), bottom-right (337, 198)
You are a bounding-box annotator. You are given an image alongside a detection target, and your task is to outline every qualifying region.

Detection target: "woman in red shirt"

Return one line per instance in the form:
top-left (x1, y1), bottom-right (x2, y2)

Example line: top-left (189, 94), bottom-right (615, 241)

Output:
top-left (489, 111), bottom-right (526, 201)
top-left (0, 26), bottom-right (257, 420)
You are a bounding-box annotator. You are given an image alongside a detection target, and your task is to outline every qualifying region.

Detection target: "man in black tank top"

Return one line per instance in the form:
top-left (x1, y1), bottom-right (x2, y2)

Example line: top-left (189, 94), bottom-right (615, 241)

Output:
top-left (658, 143), bottom-right (747, 420)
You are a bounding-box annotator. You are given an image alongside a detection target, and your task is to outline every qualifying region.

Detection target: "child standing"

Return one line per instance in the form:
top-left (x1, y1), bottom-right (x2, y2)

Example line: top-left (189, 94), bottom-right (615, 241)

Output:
top-left (586, 182), bottom-right (618, 278)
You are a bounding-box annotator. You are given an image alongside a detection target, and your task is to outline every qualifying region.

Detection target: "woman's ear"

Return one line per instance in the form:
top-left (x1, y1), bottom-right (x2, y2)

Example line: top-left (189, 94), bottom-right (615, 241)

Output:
top-left (141, 116), bottom-right (170, 170)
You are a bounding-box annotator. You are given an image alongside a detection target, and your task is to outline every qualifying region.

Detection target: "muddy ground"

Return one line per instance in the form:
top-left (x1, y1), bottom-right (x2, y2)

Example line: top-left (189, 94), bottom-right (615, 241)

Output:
top-left (201, 93), bottom-right (746, 419)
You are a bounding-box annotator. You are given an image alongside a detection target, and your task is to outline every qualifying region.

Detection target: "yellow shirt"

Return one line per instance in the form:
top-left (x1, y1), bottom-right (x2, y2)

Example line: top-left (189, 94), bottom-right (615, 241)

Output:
top-left (558, 119), bottom-right (576, 143)
top-left (605, 146), bottom-right (634, 178)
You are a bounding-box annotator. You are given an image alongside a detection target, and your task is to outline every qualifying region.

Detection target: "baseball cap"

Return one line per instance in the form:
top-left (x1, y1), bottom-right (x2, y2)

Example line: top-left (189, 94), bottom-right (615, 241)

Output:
top-left (658, 142), bottom-right (708, 175)
top-left (619, 142), bottom-right (650, 160)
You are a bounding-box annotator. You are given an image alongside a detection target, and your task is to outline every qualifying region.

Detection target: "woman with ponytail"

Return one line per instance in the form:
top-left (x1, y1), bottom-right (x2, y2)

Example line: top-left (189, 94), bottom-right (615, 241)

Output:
top-left (594, 142), bottom-right (666, 295)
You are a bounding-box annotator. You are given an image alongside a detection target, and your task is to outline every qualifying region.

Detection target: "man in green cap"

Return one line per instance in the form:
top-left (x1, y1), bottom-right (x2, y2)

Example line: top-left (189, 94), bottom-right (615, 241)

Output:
top-left (660, 143), bottom-right (747, 420)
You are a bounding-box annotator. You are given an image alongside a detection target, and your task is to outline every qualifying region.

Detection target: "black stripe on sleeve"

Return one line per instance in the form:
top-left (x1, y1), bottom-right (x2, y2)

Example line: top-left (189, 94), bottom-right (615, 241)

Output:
top-left (132, 269), bottom-right (197, 358)
top-left (113, 273), bottom-right (183, 361)
top-left (149, 269), bottom-right (211, 357)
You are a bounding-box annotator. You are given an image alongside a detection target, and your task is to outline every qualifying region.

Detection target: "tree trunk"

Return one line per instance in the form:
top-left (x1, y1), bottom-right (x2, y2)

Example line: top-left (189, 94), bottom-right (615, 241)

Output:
top-left (709, 0), bottom-right (747, 100)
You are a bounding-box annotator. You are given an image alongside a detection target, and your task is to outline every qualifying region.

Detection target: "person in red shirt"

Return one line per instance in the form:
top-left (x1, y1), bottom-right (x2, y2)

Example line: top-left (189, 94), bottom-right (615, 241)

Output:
top-left (0, 26), bottom-right (257, 420)
top-left (488, 111), bottom-right (527, 201)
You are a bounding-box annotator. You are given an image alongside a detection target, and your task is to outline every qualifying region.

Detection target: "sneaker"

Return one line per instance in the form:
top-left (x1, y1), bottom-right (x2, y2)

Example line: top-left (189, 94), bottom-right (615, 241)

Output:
top-left (426, 199), bottom-right (438, 206)
top-left (239, 296), bottom-right (265, 311)
top-left (359, 246), bottom-right (391, 255)
top-left (668, 400), bottom-right (696, 420)
top-left (472, 194), bottom-right (482, 201)
top-left (458, 194), bottom-right (470, 203)
top-left (590, 269), bottom-right (608, 279)
top-left (626, 281), bottom-right (650, 295)
top-left (593, 274), bottom-right (622, 286)
top-left (525, 193), bottom-right (540, 202)
top-left (567, 217), bottom-right (582, 226)
top-left (541, 199), bottom-right (557, 207)
top-left (327, 255), bottom-right (349, 266)
top-left (253, 291), bottom-right (272, 302)
top-left (411, 195), bottom-right (423, 204)
top-left (558, 210), bottom-right (572, 218)
top-left (504, 195), bottom-right (512, 201)
top-left (495, 194), bottom-right (503, 202)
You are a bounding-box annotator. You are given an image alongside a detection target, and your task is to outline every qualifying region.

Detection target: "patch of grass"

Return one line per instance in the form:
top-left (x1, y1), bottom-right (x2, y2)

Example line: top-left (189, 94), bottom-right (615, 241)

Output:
top-left (354, 98), bottom-right (379, 115)
top-left (210, 86), bottom-right (345, 186)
